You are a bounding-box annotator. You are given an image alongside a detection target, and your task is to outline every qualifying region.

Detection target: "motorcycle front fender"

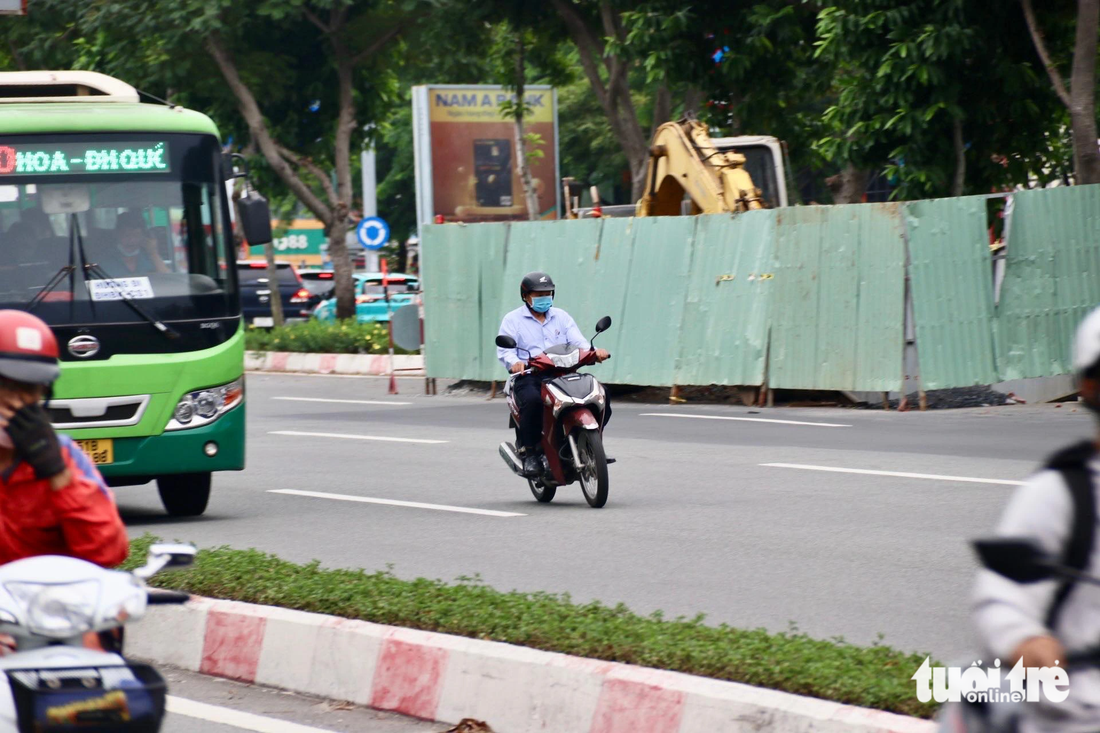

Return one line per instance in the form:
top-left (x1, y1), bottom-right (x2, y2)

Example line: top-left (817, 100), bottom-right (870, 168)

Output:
top-left (560, 406), bottom-right (599, 433)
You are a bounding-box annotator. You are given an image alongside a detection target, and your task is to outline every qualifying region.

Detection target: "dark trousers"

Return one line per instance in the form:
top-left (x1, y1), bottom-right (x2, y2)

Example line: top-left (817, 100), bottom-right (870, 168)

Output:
top-left (514, 374), bottom-right (611, 451)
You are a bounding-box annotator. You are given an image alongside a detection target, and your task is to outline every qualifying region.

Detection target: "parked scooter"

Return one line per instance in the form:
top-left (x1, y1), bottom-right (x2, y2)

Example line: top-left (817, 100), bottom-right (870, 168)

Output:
top-left (0, 543), bottom-right (196, 732)
top-left (495, 316), bottom-right (614, 508)
top-left (936, 538), bottom-right (1100, 732)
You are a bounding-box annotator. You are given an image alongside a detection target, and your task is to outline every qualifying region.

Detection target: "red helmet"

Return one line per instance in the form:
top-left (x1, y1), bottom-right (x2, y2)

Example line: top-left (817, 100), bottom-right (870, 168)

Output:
top-left (0, 310), bottom-right (60, 385)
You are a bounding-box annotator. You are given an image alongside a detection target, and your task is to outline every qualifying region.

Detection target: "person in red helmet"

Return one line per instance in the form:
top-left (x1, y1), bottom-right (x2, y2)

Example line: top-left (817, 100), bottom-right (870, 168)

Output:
top-left (0, 310), bottom-right (127, 567)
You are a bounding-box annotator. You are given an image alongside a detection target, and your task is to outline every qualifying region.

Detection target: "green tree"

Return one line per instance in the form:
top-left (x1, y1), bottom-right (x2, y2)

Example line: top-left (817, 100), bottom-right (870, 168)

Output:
top-left (10, 0), bottom-right (422, 319)
top-left (549, 0), bottom-right (672, 200)
top-left (813, 0), bottom-right (1073, 200)
top-left (615, 0), bottom-right (830, 201)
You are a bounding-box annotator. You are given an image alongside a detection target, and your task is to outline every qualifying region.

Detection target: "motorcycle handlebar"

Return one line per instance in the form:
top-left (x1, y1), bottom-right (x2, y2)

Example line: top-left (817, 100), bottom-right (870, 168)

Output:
top-left (147, 589), bottom-right (191, 605)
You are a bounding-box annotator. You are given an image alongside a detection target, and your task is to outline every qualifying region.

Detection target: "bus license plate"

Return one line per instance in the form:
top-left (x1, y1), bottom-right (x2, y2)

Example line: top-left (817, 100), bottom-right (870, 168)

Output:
top-left (74, 439), bottom-right (114, 465)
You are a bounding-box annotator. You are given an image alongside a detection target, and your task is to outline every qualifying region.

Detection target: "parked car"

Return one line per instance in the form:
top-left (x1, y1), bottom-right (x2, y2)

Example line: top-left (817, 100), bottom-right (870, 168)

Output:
top-left (299, 269), bottom-right (336, 300)
top-left (237, 261), bottom-right (321, 327)
top-left (312, 272), bottom-right (420, 323)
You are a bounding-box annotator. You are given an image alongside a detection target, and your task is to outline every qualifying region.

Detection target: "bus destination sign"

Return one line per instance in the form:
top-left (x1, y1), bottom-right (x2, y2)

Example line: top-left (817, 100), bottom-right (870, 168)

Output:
top-left (0, 141), bottom-right (170, 176)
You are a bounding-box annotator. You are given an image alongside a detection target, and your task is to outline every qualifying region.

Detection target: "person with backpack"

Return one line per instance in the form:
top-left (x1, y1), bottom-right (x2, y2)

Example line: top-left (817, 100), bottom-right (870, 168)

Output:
top-left (972, 305), bottom-right (1100, 730)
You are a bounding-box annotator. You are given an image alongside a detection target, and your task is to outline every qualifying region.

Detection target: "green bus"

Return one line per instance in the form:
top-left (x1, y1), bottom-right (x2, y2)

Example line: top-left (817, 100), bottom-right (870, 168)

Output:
top-left (0, 71), bottom-right (265, 516)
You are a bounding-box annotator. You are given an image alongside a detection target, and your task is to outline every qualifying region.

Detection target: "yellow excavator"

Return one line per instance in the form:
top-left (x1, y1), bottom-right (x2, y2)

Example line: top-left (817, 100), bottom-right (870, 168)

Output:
top-left (635, 118), bottom-right (789, 216)
top-left (564, 118), bottom-right (790, 218)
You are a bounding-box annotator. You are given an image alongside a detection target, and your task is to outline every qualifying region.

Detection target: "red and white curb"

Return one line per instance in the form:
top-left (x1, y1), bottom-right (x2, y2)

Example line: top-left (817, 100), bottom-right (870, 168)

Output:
top-left (245, 351), bottom-right (424, 376)
top-left (128, 596), bottom-right (935, 732)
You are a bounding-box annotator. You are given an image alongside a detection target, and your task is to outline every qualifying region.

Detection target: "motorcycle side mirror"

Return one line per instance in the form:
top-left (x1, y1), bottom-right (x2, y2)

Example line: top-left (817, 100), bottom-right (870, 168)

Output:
top-left (134, 543), bottom-right (197, 580)
top-left (496, 334), bottom-right (517, 349)
top-left (595, 316), bottom-right (612, 333)
top-left (973, 538), bottom-right (1055, 583)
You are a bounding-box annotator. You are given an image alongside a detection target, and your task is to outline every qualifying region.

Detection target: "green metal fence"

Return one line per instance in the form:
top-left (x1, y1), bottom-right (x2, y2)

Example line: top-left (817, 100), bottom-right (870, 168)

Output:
top-left (421, 184), bottom-right (1100, 391)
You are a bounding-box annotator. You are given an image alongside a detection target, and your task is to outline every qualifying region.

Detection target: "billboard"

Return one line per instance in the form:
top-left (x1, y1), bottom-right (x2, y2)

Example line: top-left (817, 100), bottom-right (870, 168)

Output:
top-left (248, 219), bottom-right (328, 267)
top-left (0, 0), bottom-right (26, 14)
top-left (412, 85), bottom-right (559, 236)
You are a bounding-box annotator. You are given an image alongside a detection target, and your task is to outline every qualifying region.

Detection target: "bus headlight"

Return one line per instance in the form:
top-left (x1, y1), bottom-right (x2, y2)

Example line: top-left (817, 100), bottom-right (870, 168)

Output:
top-left (166, 378), bottom-right (244, 431)
top-left (174, 396), bottom-right (194, 425)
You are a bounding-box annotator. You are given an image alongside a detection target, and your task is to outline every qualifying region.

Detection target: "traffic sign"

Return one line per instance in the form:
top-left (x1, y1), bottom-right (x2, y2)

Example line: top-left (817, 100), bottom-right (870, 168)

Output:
top-left (356, 216), bottom-right (389, 250)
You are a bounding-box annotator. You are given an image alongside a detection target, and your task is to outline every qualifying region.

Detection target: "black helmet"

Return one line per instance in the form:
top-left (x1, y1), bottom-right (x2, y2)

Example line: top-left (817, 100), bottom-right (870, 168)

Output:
top-left (520, 271), bottom-right (555, 299)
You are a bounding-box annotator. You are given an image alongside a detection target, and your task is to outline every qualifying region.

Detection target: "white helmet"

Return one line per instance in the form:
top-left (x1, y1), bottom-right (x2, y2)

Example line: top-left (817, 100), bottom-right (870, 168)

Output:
top-left (1073, 306), bottom-right (1100, 374)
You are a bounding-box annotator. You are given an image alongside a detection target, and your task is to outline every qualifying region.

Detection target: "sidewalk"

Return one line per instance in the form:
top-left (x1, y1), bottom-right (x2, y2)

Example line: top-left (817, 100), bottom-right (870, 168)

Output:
top-left (129, 595), bottom-right (936, 733)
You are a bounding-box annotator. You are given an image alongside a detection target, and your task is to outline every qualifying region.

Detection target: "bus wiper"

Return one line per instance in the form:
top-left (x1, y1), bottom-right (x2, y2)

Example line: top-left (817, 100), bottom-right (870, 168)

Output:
top-left (28, 216), bottom-right (179, 340)
top-left (26, 217), bottom-right (79, 313)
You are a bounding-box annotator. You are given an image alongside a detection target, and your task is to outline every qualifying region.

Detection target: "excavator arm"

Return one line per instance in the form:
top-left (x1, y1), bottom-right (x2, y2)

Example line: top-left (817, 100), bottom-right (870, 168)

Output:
top-left (635, 119), bottom-right (766, 216)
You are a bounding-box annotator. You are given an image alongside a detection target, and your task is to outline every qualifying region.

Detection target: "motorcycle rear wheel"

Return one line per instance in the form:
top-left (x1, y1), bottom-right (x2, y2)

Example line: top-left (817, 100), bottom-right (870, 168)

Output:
top-left (576, 429), bottom-right (609, 508)
top-left (529, 479), bottom-right (556, 503)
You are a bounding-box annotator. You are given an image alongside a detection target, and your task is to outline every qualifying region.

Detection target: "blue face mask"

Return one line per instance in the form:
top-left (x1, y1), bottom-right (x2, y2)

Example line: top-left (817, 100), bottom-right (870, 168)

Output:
top-left (530, 295), bottom-right (553, 313)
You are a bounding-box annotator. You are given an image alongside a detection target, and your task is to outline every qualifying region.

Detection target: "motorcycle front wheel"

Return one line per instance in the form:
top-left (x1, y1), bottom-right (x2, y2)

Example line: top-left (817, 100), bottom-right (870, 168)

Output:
top-left (575, 429), bottom-right (609, 508)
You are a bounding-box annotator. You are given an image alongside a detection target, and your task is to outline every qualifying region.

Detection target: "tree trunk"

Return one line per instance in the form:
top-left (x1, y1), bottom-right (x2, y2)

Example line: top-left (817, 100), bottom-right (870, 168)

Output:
top-left (1021, 0), bottom-right (1100, 184)
top-left (262, 242), bottom-right (285, 328)
top-left (205, 34), bottom-right (333, 224)
top-left (331, 49), bottom-right (359, 318)
top-left (514, 34), bottom-right (539, 221)
top-left (682, 87), bottom-right (705, 118)
top-left (549, 0), bottom-right (651, 201)
top-left (826, 164), bottom-right (870, 204)
top-left (952, 116), bottom-right (966, 197)
top-left (325, 220), bottom-right (356, 320)
top-left (650, 84), bottom-right (671, 140)
top-left (1071, 0), bottom-right (1100, 183)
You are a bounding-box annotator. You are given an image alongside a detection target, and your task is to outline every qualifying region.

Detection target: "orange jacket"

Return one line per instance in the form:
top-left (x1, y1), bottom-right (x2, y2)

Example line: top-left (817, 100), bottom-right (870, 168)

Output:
top-left (0, 435), bottom-right (128, 567)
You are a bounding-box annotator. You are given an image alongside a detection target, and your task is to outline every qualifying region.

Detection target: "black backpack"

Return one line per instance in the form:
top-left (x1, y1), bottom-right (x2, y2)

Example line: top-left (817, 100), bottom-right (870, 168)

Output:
top-left (1044, 440), bottom-right (1098, 629)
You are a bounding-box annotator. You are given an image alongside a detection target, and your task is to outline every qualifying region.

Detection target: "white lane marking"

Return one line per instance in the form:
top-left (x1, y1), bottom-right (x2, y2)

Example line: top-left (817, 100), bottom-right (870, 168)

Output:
top-left (762, 462), bottom-right (1024, 486)
top-left (270, 430), bottom-right (447, 445)
top-left (274, 396), bottom-right (412, 406)
top-left (167, 696), bottom-right (338, 733)
top-left (269, 489), bottom-right (526, 517)
top-left (641, 412), bottom-right (851, 428)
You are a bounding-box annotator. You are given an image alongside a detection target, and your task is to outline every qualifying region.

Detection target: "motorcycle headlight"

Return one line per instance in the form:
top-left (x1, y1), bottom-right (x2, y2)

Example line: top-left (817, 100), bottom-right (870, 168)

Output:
top-left (5, 581), bottom-right (99, 639)
top-left (166, 378), bottom-right (244, 431)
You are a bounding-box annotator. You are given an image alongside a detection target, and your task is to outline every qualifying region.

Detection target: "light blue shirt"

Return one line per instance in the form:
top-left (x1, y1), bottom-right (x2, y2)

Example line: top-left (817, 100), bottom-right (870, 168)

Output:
top-left (497, 306), bottom-right (590, 371)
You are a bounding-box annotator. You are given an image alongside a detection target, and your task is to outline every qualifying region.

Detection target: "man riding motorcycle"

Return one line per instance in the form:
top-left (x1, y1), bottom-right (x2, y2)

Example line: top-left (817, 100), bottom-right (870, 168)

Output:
top-left (971, 305), bottom-right (1100, 732)
top-left (497, 272), bottom-right (610, 477)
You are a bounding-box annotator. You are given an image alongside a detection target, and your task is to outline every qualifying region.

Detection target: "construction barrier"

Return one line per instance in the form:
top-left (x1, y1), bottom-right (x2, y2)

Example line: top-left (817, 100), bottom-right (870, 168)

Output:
top-left (421, 184), bottom-right (1100, 392)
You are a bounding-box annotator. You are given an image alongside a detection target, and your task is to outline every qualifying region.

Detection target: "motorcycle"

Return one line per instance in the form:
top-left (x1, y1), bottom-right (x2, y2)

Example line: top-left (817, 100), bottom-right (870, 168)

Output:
top-left (0, 543), bottom-right (196, 733)
top-left (495, 315), bottom-right (614, 508)
top-left (936, 537), bottom-right (1100, 732)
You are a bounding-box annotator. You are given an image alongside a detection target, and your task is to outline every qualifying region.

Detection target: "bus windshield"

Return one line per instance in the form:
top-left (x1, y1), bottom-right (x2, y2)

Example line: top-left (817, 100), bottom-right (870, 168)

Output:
top-left (0, 133), bottom-right (236, 328)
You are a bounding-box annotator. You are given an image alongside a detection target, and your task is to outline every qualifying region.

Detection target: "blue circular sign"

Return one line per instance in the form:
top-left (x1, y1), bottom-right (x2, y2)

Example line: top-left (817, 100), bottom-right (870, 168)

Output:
top-left (356, 217), bottom-right (390, 250)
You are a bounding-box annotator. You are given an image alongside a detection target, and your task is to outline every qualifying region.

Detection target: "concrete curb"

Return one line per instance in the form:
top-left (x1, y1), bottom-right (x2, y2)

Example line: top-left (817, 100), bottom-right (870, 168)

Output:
top-left (245, 351), bottom-right (424, 376)
top-left (128, 596), bottom-right (936, 733)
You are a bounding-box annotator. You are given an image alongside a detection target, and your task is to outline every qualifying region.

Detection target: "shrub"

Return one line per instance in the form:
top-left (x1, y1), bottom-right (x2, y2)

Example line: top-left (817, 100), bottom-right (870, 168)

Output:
top-left (244, 320), bottom-right (414, 354)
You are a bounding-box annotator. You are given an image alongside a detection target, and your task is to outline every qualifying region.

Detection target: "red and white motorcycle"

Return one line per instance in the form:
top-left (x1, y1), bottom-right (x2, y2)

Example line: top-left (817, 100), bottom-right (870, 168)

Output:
top-left (496, 316), bottom-right (614, 508)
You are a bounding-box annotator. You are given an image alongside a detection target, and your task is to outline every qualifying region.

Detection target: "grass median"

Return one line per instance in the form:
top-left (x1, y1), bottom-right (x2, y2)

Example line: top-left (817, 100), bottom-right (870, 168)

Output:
top-left (125, 535), bottom-right (935, 718)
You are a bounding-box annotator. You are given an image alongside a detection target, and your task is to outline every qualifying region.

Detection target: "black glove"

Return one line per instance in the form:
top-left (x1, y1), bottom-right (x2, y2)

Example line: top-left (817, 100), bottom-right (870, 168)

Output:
top-left (7, 402), bottom-right (64, 479)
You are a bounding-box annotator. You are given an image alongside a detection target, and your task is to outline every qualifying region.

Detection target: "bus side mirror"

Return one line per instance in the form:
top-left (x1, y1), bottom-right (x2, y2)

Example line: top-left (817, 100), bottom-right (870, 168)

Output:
top-left (238, 192), bottom-right (273, 246)
top-left (223, 153), bottom-right (248, 181)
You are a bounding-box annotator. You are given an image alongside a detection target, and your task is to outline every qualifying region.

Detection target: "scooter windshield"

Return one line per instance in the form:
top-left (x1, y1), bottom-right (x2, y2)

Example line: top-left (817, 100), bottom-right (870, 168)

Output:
top-left (543, 343), bottom-right (580, 368)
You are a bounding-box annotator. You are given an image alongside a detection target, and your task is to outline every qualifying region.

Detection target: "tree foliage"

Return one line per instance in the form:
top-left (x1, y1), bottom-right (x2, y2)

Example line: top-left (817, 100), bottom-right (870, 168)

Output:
top-left (2, 0), bottom-right (1093, 224)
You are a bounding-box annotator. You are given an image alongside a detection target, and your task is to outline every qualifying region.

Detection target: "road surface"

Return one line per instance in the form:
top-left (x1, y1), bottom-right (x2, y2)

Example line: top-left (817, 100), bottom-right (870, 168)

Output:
top-left (119, 372), bottom-right (1093, 662)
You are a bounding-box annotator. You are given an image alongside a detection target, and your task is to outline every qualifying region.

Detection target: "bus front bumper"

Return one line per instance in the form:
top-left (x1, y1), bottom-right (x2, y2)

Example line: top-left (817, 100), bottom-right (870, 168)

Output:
top-left (96, 405), bottom-right (246, 485)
